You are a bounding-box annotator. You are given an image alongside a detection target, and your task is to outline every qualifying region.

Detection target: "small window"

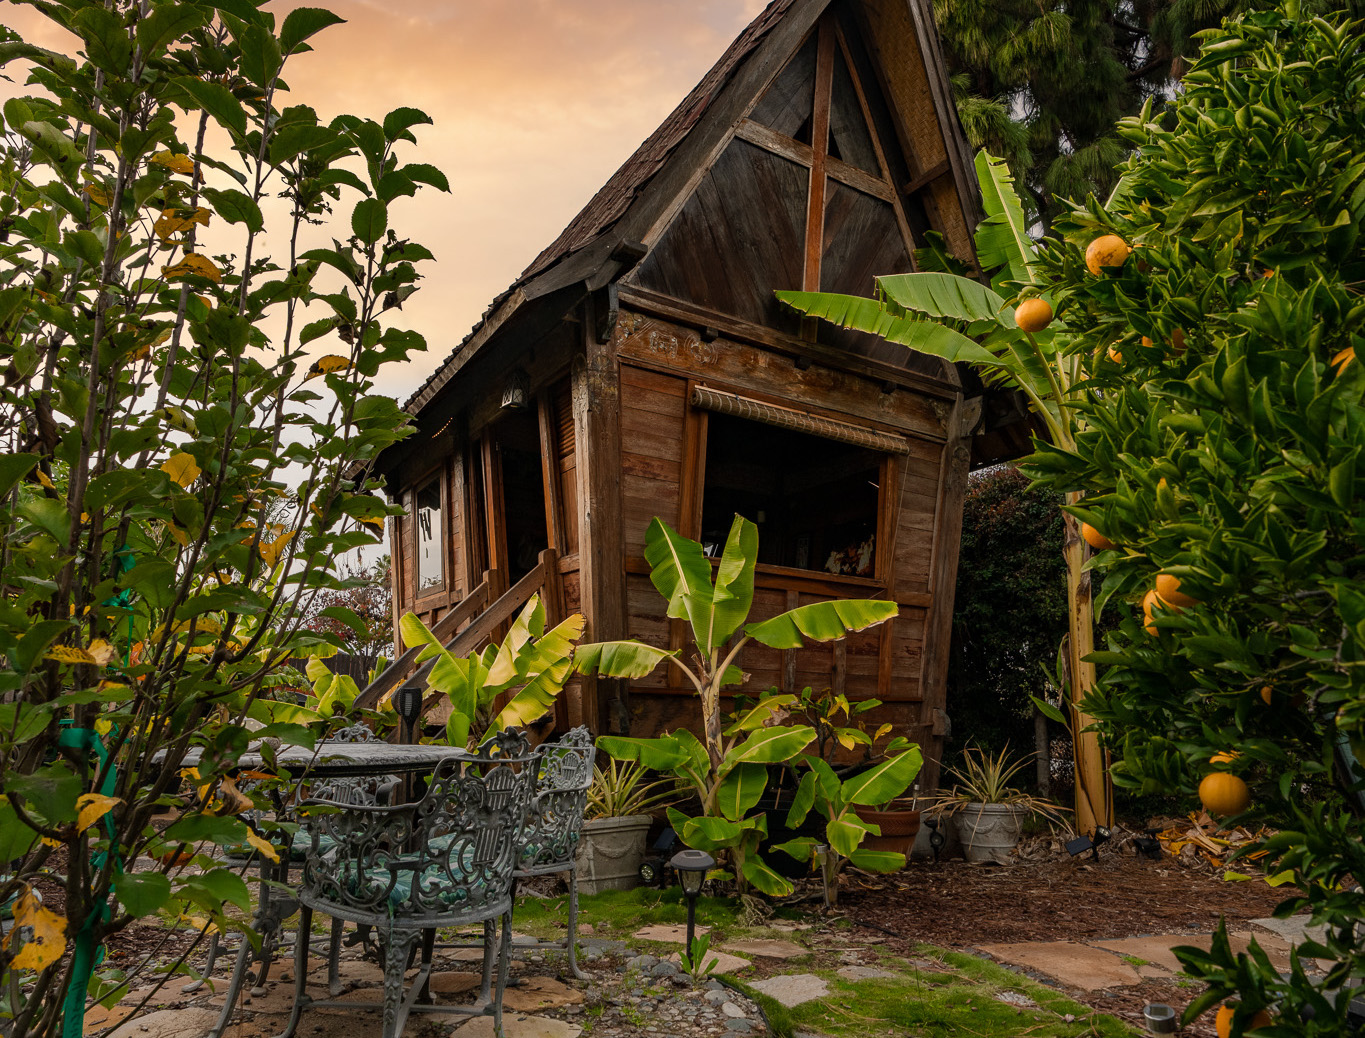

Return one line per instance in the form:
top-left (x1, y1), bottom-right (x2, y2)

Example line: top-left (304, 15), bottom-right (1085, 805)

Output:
top-left (700, 412), bottom-right (881, 576)
top-left (415, 477), bottom-right (443, 594)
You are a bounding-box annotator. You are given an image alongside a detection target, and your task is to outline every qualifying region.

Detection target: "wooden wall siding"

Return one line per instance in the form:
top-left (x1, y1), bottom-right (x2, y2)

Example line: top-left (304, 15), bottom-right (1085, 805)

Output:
top-left (551, 380), bottom-right (580, 556)
top-left (612, 312), bottom-right (953, 439)
top-left (633, 138), bottom-right (808, 333)
top-left (620, 365), bottom-right (687, 556)
top-left (445, 450), bottom-right (465, 600)
top-left (853, 0), bottom-right (973, 260)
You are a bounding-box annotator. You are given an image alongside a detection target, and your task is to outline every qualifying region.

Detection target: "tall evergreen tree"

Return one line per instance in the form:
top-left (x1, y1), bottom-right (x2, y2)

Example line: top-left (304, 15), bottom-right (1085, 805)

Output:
top-left (936, 0), bottom-right (1241, 228)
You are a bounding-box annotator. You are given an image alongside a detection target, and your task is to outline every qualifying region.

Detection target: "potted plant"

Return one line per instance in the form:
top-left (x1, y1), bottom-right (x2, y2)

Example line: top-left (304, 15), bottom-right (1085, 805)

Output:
top-left (925, 744), bottom-right (1070, 863)
top-left (576, 759), bottom-right (678, 895)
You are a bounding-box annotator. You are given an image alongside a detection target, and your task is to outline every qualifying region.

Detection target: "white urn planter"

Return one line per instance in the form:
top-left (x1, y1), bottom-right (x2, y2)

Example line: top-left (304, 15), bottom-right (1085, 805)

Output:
top-left (955, 802), bottom-right (1027, 863)
top-left (575, 814), bottom-right (652, 894)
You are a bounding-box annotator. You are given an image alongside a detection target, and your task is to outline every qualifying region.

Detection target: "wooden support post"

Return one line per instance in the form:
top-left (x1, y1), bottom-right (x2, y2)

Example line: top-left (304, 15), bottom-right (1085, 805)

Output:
top-left (572, 296), bottom-right (627, 734)
top-left (915, 395), bottom-right (981, 791)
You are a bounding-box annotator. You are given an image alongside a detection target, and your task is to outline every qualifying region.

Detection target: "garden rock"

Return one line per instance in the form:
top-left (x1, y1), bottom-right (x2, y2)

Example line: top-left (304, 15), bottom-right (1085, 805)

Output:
top-left (836, 966), bottom-right (897, 981)
top-left (504, 976), bottom-right (584, 1012)
top-left (452, 1014), bottom-right (583, 1038)
top-left (721, 939), bottom-right (807, 960)
top-left (651, 961), bottom-right (680, 978)
top-left (634, 924), bottom-right (708, 944)
top-left (107, 1008), bottom-right (221, 1038)
top-left (626, 954), bottom-right (659, 971)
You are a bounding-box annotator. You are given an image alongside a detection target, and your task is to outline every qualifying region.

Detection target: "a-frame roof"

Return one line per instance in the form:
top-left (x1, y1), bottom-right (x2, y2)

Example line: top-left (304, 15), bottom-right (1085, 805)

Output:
top-left (403, 0), bottom-right (978, 419)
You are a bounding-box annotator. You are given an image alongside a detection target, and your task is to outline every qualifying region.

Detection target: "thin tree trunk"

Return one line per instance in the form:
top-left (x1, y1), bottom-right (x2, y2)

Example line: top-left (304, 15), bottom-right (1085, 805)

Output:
top-left (1033, 705), bottom-right (1051, 798)
top-left (1062, 498), bottom-right (1112, 834)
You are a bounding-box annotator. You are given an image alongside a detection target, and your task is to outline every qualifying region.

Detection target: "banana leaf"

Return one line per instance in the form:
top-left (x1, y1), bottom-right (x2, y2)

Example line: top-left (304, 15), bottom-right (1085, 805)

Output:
top-left (841, 746), bottom-right (924, 807)
top-left (740, 854), bottom-right (794, 897)
top-left (974, 150), bottom-right (1037, 289)
top-left (715, 762), bottom-right (768, 820)
top-left (775, 290), bottom-right (1003, 368)
top-left (877, 271), bottom-right (1011, 325)
top-left (848, 848), bottom-right (907, 872)
top-left (716, 725), bottom-right (815, 775)
top-left (572, 640), bottom-right (676, 679)
top-left (643, 517), bottom-right (721, 652)
top-left (745, 599), bottom-right (897, 650)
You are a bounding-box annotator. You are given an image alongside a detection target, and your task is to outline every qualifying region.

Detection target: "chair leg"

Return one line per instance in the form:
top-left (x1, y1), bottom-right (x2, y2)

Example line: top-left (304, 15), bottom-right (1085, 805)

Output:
top-left (327, 918), bottom-right (344, 996)
top-left (205, 934), bottom-right (253, 1038)
top-left (182, 931), bottom-right (220, 992)
top-left (416, 929), bottom-right (436, 1004)
top-left (479, 919), bottom-right (496, 1003)
top-left (273, 905), bottom-right (312, 1038)
top-left (381, 930), bottom-right (419, 1038)
top-left (492, 910), bottom-right (513, 1038)
top-left (567, 866), bottom-right (587, 981)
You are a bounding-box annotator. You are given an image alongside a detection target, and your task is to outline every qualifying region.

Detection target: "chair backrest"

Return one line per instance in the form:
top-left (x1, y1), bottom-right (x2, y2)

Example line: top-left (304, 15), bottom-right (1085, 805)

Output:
top-left (301, 729), bottom-right (541, 923)
top-left (518, 725), bottom-right (595, 873)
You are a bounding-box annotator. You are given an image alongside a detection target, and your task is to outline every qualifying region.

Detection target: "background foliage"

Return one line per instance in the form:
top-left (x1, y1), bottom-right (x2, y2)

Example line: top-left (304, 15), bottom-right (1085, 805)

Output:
top-left (947, 466), bottom-right (1066, 774)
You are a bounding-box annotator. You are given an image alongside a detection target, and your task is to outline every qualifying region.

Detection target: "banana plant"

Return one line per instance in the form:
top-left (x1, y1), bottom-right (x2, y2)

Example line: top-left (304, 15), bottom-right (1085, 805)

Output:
top-left (596, 515), bottom-right (898, 895)
top-left (400, 594), bottom-right (672, 748)
top-left (776, 150), bottom-right (1111, 836)
top-left (772, 745), bottom-right (923, 903)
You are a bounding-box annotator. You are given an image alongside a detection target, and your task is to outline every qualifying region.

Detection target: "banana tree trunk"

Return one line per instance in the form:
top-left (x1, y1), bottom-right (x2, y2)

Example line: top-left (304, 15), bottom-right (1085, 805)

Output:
top-left (1062, 499), bottom-right (1112, 834)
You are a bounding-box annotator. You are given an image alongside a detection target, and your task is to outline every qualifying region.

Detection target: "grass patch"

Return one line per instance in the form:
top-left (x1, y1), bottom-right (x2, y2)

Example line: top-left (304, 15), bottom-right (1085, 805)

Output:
top-left (511, 886), bottom-right (739, 940)
top-left (780, 946), bottom-right (1139, 1038)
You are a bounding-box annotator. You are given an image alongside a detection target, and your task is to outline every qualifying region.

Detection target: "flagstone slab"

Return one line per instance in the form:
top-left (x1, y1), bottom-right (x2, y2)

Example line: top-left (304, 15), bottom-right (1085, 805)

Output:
top-left (452, 1014), bottom-right (582, 1038)
top-left (665, 950), bottom-right (753, 974)
top-left (503, 976), bottom-right (584, 1011)
top-left (979, 941), bottom-right (1142, 991)
top-left (1250, 915), bottom-right (1328, 948)
top-left (634, 923), bottom-right (710, 944)
top-left (722, 938), bottom-right (809, 960)
top-left (836, 966), bottom-right (898, 981)
top-left (108, 1008), bottom-right (221, 1038)
top-left (749, 973), bottom-right (829, 1007)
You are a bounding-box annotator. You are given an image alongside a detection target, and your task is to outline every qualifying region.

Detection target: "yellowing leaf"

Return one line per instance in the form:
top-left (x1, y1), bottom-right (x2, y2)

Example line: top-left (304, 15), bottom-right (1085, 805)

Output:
top-left (1333, 347), bottom-right (1355, 375)
top-left (166, 522), bottom-right (188, 547)
top-left (162, 253), bottom-right (221, 283)
top-left (1266, 870), bottom-right (1297, 887)
top-left (82, 181), bottom-right (112, 207)
top-left (75, 793), bottom-right (121, 833)
top-left (304, 354), bottom-right (352, 381)
top-left (259, 530), bottom-right (294, 569)
top-left (149, 151), bottom-right (195, 175)
top-left (35, 470), bottom-right (56, 491)
top-left (40, 836), bottom-right (61, 849)
top-left (161, 452), bottom-right (201, 488)
top-left (46, 645), bottom-right (97, 665)
top-left (153, 206), bottom-right (211, 241)
top-left (209, 775), bottom-right (253, 817)
top-left (176, 913), bottom-right (218, 936)
top-left (12, 888), bottom-right (67, 971)
top-left (244, 830), bottom-right (280, 863)
top-left (86, 640), bottom-right (116, 666)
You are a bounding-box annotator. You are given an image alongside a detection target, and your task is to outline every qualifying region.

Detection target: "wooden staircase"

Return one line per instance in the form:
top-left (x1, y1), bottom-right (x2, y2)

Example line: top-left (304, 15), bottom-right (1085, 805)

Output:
top-left (352, 547), bottom-right (565, 718)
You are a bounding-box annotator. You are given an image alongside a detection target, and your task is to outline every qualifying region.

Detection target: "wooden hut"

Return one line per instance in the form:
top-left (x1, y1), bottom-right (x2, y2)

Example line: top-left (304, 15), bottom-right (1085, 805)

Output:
top-left (362, 0), bottom-right (1012, 787)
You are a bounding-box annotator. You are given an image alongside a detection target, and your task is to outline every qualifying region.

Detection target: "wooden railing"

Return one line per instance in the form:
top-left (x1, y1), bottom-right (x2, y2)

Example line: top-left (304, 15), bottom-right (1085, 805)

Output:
top-left (352, 548), bottom-right (563, 715)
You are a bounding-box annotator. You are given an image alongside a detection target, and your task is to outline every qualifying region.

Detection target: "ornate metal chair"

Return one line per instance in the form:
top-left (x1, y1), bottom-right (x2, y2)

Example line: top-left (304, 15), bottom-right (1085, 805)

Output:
top-left (507, 726), bottom-right (596, 980)
top-left (277, 729), bottom-right (539, 1038)
top-left (201, 723), bottom-right (399, 1037)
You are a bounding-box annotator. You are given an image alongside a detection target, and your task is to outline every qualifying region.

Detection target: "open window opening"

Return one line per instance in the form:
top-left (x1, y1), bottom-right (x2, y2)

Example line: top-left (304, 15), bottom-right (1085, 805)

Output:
top-left (492, 408), bottom-right (550, 585)
top-left (415, 476), bottom-right (443, 594)
top-left (699, 411), bottom-right (882, 576)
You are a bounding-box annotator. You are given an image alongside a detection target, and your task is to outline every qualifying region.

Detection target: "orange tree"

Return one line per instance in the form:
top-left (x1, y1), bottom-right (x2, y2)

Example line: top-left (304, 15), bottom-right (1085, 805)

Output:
top-left (1024, 4), bottom-right (1365, 1033)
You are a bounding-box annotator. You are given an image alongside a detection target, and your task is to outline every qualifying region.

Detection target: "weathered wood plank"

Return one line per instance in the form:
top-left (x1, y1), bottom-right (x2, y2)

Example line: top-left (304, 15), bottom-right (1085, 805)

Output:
top-left (573, 295), bottom-right (628, 734)
top-left (537, 392), bottom-right (565, 556)
top-left (802, 19), bottom-right (835, 292)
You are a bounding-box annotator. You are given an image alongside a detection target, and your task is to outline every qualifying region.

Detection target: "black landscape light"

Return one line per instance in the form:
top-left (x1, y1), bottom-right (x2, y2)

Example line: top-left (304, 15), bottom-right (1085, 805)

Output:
top-left (1066, 826), bottom-right (1112, 862)
top-left (395, 683), bottom-right (424, 744)
top-left (924, 815), bottom-right (946, 862)
top-left (670, 849), bottom-right (715, 952)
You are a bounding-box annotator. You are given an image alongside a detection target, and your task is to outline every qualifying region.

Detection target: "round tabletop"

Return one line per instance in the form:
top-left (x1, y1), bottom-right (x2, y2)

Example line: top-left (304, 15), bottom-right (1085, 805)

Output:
top-left (159, 741), bottom-right (474, 778)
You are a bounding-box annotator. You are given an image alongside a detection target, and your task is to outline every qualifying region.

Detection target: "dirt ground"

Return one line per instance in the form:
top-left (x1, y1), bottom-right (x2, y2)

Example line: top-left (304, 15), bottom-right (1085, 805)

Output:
top-left (837, 836), bottom-right (1292, 1035)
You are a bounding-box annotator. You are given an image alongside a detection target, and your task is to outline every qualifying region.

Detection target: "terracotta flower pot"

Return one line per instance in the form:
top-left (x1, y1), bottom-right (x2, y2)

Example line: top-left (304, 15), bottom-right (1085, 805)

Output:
top-left (853, 807), bottom-right (921, 858)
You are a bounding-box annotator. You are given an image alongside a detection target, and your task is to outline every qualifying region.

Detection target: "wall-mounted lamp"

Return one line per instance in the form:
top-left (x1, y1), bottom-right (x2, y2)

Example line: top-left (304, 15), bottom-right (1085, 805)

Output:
top-left (669, 848), bottom-right (715, 953)
top-left (500, 369), bottom-right (530, 411)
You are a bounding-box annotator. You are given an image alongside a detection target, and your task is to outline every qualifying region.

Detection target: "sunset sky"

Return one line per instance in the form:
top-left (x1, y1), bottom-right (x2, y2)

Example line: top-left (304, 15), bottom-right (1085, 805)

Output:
top-left (3, 0), bottom-right (771, 400)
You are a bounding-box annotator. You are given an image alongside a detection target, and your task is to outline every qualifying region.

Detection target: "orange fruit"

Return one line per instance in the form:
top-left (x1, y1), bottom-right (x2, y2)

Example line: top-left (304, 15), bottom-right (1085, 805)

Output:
top-left (1081, 523), bottom-right (1115, 551)
top-left (1215, 1004), bottom-right (1272, 1037)
top-left (1155, 573), bottom-right (1199, 608)
top-left (1141, 588), bottom-right (1162, 636)
top-left (1171, 327), bottom-right (1187, 352)
top-left (1015, 298), bottom-right (1054, 333)
top-left (1260, 685), bottom-right (1274, 706)
top-left (1200, 773), bottom-right (1251, 816)
top-left (1086, 234), bottom-right (1131, 275)
top-left (1106, 345), bottom-right (1124, 364)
